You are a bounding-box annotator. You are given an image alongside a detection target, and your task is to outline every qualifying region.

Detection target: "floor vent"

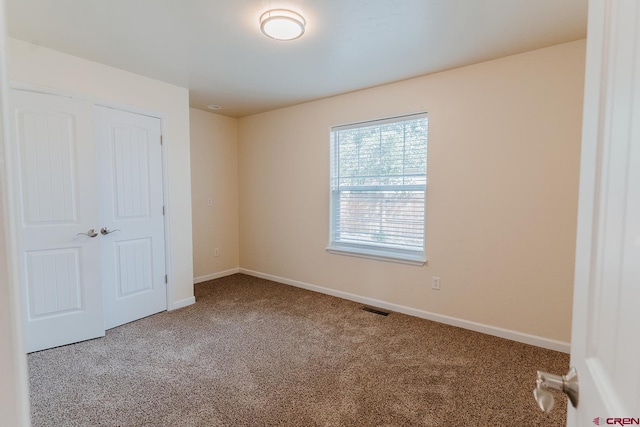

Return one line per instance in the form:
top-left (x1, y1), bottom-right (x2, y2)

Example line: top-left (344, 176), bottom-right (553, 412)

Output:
top-left (361, 306), bottom-right (390, 316)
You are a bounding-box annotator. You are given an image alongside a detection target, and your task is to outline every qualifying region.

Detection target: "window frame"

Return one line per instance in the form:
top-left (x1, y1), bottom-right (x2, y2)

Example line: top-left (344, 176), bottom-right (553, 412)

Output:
top-left (327, 112), bottom-right (428, 266)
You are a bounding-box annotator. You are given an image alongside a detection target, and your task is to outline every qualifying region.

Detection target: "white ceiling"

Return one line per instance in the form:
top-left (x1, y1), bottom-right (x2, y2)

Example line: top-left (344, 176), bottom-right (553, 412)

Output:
top-left (7, 0), bottom-right (589, 118)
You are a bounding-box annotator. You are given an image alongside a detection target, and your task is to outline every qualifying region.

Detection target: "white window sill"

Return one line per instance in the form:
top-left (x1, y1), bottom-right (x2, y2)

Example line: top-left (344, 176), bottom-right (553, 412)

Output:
top-left (326, 245), bottom-right (426, 266)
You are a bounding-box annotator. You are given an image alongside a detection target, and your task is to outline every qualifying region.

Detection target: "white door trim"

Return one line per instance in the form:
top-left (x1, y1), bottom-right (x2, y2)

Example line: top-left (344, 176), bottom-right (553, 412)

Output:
top-left (0, 0), bottom-right (31, 422)
top-left (6, 82), bottom-right (176, 313)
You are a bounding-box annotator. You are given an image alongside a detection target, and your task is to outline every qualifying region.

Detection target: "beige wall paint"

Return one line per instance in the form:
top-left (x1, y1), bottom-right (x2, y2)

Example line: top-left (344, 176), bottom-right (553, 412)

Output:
top-left (190, 108), bottom-right (239, 279)
top-left (238, 40), bottom-right (586, 343)
top-left (7, 38), bottom-right (194, 306)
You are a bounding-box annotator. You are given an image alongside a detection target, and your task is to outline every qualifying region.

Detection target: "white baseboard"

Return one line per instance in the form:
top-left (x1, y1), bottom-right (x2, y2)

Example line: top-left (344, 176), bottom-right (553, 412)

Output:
top-left (238, 268), bottom-right (571, 354)
top-left (193, 268), bottom-right (240, 284)
top-left (170, 296), bottom-right (196, 311)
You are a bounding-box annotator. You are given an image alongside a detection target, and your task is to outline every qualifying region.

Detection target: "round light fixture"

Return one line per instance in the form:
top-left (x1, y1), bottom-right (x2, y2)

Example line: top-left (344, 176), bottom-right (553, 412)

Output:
top-left (260, 9), bottom-right (306, 41)
top-left (207, 104), bottom-right (222, 110)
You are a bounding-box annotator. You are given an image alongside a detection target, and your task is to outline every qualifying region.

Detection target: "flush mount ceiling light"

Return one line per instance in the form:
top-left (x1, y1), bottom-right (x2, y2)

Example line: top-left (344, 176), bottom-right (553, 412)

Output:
top-left (260, 9), bottom-right (306, 41)
top-left (207, 104), bottom-right (222, 110)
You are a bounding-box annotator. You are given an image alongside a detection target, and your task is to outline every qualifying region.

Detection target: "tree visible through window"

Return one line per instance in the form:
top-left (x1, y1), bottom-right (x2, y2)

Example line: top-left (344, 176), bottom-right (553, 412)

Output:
top-left (328, 113), bottom-right (428, 264)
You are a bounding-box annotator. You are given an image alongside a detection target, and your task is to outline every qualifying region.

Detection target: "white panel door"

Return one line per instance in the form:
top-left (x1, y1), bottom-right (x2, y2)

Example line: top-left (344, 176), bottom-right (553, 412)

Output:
top-left (95, 106), bottom-right (167, 329)
top-left (9, 90), bottom-right (105, 353)
top-left (568, 0), bottom-right (640, 424)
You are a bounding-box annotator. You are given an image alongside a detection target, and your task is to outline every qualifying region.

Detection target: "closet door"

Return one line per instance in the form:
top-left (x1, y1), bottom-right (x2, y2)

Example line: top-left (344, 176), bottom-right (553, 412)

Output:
top-left (9, 90), bottom-right (105, 353)
top-left (95, 106), bottom-right (167, 329)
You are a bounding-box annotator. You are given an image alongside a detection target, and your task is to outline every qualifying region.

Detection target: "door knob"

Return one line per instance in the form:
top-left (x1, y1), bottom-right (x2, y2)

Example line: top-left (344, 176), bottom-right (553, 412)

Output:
top-left (533, 367), bottom-right (579, 413)
top-left (77, 228), bottom-right (99, 238)
top-left (100, 227), bottom-right (120, 235)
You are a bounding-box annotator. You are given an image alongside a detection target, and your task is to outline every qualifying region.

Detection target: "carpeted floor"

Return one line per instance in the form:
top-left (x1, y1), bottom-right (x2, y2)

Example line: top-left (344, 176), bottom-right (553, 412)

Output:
top-left (28, 274), bottom-right (569, 426)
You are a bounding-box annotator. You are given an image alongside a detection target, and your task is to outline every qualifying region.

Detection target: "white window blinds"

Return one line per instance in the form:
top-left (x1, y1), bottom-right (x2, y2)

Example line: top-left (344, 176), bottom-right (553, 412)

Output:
top-left (328, 113), bottom-right (428, 264)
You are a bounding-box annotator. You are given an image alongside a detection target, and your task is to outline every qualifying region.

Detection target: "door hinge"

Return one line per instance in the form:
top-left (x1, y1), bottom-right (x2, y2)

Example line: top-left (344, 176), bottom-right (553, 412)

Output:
top-left (160, 135), bottom-right (163, 145)
top-left (164, 275), bottom-right (168, 284)
top-left (162, 206), bottom-right (165, 215)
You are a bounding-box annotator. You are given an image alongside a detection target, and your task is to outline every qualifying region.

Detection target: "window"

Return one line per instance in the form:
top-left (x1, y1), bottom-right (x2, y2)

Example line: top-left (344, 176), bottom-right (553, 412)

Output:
top-left (328, 113), bottom-right (428, 265)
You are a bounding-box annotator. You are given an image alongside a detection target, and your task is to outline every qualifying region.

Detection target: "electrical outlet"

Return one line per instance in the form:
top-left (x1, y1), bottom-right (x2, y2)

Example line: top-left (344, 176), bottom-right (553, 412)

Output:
top-left (207, 198), bottom-right (213, 206)
top-left (432, 276), bottom-right (441, 290)
top-left (214, 248), bottom-right (219, 257)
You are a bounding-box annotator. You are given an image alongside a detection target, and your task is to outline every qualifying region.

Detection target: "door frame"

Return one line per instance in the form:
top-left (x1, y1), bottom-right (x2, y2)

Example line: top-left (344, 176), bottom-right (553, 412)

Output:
top-left (0, 0), bottom-right (30, 423)
top-left (6, 81), bottom-right (175, 318)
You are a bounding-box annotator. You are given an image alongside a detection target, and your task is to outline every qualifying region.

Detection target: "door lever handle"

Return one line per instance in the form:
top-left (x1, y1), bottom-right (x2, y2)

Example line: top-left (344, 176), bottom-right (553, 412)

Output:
top-left (533, 367), bottom-right (579, 413)
top-left (100, 227), bottom-right (120, 235)
top-left (77, 229), bottom-right (99, 238)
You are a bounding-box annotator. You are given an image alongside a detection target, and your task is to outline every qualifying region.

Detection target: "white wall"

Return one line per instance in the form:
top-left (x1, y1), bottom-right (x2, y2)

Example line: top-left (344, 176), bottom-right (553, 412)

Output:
top-left (190, 108), bottom-right (239, 281)
top-left (7, 38), bottom-right (195, 307)
top-left (238, 40), bottom-right (586, 346)
top-left (0, 156), bottom-right (29, 426)
top-left (0, 5), bottom-right (30, 425)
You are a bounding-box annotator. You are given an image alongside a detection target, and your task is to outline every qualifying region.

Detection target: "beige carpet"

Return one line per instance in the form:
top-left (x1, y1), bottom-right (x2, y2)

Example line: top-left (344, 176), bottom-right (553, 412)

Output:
top-left (28, 274), bottom-right (569, 426)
